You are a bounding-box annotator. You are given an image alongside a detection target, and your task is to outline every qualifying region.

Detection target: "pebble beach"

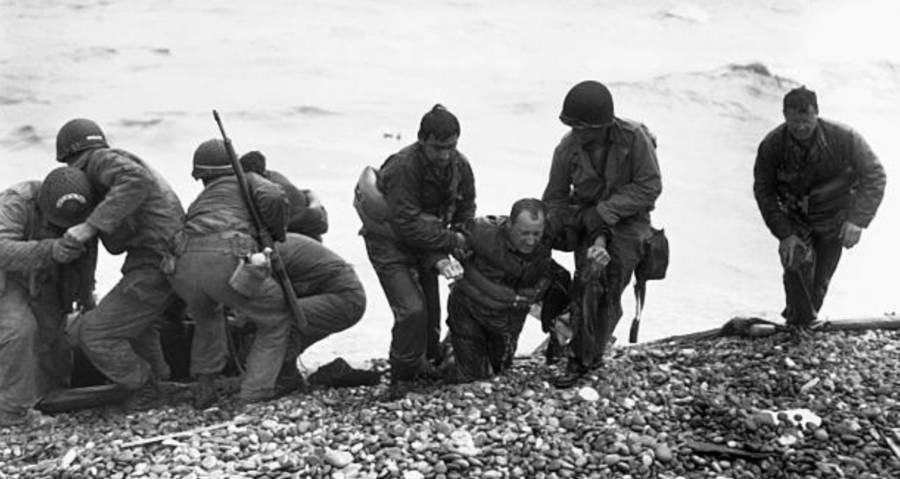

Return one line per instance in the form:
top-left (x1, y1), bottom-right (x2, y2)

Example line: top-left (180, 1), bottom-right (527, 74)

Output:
top-left (2, 328), bottom-right (898, 478)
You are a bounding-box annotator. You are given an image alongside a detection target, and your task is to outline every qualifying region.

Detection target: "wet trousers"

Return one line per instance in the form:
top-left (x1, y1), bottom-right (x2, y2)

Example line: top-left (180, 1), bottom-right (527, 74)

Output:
top-left (171, 234), bottom-right (291, 400)
top-left (364, 235), bottom-right (442, 381)
top-left (76, 265), bottom-right (174, 390)
top-left (285, 270), bottom-right (366, 359)
top-left (569, 224), bottom-right (646, 370)
top-left (781, 231), bottom-right (843, 325)
top-left (0, 280), bottom-right (71, 416)
top-left (446, 290), bottom-right (526, 383)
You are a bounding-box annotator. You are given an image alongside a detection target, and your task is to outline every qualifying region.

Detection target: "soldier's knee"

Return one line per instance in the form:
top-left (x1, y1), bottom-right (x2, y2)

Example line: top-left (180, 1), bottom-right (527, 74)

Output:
top-left (346, 289), bottom-right (366, 325)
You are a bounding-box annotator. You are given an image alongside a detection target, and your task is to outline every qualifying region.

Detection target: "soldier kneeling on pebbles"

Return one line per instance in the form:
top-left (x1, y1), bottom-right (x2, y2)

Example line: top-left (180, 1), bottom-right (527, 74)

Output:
top-left (0, 167), bottom-right (97, 427)
top-left (443, 198), bottom-right (569, 383)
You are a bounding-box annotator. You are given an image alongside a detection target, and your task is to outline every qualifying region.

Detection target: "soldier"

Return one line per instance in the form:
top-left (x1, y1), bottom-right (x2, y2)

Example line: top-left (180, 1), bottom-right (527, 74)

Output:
top-left (445, 198), bottom-right (566, 383)
top-left (542, 81), bottom-right (662, 387)
top-left (754, 86), bottom-right (886, 334)
top-left (171, 139), bottom-right (293, 408)
top-left (357, 104), bottom-right (475, 393)
top-left (0, 167), bottom-right (96, 426)
top-left (275, 233), bottom-right (366, 391)
top-left (55, 118), bottom-right (185, 409)
top-left (240, 151), bottom-right (329, 242)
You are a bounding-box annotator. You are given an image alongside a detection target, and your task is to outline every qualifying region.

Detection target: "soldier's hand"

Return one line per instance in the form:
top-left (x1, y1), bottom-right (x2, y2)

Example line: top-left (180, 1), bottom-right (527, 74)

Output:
top-left (65, 222), bottom-right (98, 243)
top-left (451, 232), bottom-right (470, 260)
top-left (778, 234), bottom-right (806, 269)
top-left (436, 257), bottom-right (464, 281)
top-left (839, 221), bottom-right (863, 249)
top-left (586, 244), bottom-right (611, 269)
top-left (52, 237), bottom-right (85, 263)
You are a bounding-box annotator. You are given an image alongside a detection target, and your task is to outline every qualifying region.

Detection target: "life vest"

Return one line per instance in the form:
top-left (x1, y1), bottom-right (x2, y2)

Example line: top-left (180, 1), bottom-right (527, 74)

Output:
top-left (353, 166), bottom-right (394, 238)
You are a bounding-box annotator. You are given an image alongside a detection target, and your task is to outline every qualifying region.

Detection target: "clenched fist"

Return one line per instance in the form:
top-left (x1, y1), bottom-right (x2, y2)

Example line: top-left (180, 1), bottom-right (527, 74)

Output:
top-left (52, 235), bottom-right (86, 263)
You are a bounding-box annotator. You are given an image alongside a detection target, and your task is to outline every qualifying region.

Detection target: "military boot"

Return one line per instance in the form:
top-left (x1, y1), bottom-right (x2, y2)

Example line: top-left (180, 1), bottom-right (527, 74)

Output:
top-left (123, 380), bottom-right (162, 411)
top-left (193, 373), bottom-right (220, 410)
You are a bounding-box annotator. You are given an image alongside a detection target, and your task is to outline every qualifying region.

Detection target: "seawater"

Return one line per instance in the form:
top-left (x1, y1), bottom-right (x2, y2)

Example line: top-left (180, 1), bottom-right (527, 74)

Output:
top-left (2, 0), bottom-right (898, 367)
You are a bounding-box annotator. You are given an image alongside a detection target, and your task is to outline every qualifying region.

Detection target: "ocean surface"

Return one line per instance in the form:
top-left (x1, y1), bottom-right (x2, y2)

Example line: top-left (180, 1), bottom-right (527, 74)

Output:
top-left (2, 0), bottom-right (898, 368)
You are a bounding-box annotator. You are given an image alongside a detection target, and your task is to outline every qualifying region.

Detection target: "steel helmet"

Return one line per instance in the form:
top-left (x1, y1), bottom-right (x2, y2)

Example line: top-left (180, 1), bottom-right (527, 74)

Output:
top-left (39, 166), bottom-right (95, 228)
top-left (56, 118), bottom-right (108, 162)
top-left (192, 139), bottom-right (234, 180)
top-left (560, 81), bottom-right (615, 128)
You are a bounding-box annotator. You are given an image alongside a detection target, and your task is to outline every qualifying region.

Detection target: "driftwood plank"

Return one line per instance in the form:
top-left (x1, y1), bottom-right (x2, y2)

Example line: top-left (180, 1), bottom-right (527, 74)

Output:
top-left (121, 417), bottom-right (249, 448)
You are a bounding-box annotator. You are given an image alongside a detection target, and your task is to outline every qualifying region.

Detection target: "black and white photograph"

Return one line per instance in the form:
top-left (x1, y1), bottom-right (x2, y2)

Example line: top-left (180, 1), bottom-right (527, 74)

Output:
top-left (1, 0), bottom-right (898, 477)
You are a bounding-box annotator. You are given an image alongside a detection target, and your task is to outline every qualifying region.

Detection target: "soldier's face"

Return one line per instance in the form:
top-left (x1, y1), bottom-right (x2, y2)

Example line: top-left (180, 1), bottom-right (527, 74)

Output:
top-left (421, 135), bottom-right (458, 164)
top-left (571, 124), bottom-right (611, 147)
top-left (784, 107), bottom-right (818, 141)
top-left (509, 211), bottom-right (545, 254)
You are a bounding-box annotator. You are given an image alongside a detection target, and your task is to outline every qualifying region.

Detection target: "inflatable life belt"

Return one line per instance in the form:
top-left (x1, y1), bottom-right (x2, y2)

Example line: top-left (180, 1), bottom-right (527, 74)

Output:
top-left (353, 166), bottom-right (395, 238)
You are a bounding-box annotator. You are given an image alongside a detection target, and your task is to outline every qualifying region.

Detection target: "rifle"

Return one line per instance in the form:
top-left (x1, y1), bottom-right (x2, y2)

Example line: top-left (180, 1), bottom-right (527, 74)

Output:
top-left (212, 110), bottom-right (307, 329)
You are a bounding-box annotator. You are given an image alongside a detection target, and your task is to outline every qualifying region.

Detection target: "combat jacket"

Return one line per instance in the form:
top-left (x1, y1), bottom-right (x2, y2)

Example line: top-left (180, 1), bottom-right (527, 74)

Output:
top-left (66, 148), bottom-right (185, 272)
top-left (276, 233), bottom-right (361, 297)
top-left (454, 216), bottom-right (553, 315)
top-left (754, 118), bottom-right (887, 239)
top-left (266, 170), bottom-right (328, 239)
top-left (0, 181), bottom-right (96, 310)
top-left (542, 118), bottom-right (661, 243)
top-left (376, 142), bottom-right (476, 254)
top-left (183, 173), bottom-right (289, 241)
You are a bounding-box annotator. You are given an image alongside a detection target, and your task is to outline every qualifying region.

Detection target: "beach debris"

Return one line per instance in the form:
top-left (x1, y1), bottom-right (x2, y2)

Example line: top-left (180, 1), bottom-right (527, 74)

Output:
top-left (755, 408), bottom-right (821, 430)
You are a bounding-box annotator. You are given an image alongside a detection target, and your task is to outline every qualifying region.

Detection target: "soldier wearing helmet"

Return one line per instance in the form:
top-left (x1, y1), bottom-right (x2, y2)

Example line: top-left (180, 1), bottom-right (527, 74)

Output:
top-left (542, 81), bottom-right (662, 387)
top-left (172, 138), bottom-right (296, 408)
top-left (54, 118), bottom-right (185, 410)
top-left (0, 167), bottom-right (98, 426)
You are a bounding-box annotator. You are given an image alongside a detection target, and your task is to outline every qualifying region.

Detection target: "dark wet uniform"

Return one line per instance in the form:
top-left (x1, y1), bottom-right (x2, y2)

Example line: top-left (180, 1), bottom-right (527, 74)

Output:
top-left (754, 118), bottom-right (886, 325)
top-left (278, 233), bottom-right (366, 359)
top-left (362, 142), bottom-right (475, 380)
top-left (265, 170), bottom-right (329, 241)
top-left (447, 215), bottom-right (554, 382)
top-left (542, 118), bottom-right (661, 371)
top-left (65, 148), bottom-right (184, 390)
top-left (171, 173), bottom-right (291, 401)
top-left (0, 181), bottom-right (95, 419)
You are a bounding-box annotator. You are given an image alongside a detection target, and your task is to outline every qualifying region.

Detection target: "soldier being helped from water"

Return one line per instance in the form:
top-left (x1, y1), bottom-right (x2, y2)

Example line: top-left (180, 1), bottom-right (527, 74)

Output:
top-left (443, 198), bottom-right (570, 383)
top-left (0, 167), bottom-right (98, 427)
top-left (753, 86), bottom-right (886, 336)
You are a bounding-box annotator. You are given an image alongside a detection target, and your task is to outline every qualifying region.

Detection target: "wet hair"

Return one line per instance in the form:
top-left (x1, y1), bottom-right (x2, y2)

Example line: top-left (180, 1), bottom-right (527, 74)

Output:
top-left (417, 104), bottom-right (460, 142)
top-left (240, 150), bottom-right (267, 175)
top-left (510, 198), bottom-right (546, 223)
top-left (783, 86), bottom-right (818, 113)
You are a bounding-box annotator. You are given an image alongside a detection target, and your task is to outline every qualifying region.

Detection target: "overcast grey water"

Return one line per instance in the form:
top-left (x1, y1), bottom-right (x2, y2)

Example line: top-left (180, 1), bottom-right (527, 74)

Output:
top-left (1, 0), bottom-right (898, 367)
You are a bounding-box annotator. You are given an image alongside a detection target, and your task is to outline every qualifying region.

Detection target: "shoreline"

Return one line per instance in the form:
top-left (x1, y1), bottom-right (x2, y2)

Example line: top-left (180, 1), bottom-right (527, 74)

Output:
top-left (2, 322), bottom-right (899, 478)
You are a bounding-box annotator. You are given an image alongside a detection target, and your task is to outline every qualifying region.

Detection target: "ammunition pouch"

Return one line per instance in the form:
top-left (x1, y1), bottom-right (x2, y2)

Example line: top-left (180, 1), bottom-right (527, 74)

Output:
top-left (635, 227), bottom-right (669, 282)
